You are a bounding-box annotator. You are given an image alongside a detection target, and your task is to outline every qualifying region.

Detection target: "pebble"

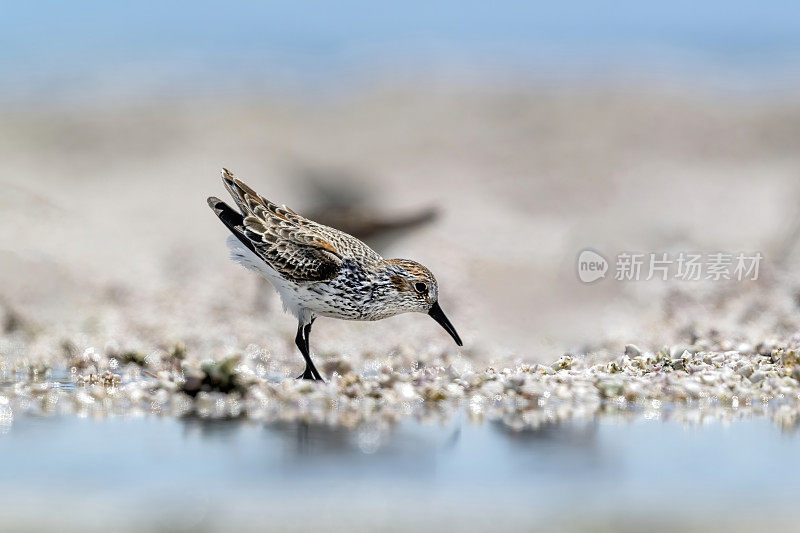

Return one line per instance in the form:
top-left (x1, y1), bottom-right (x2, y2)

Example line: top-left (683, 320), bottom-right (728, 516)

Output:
top-left (738, 364), bottom-right (754, 379)
top-left (624, 344), bottom-right (642, 357)
top-left (757, 341), bottom-right (777, 357)
top-left (671, 345), bottom-right (698, 358)
top-left (738, 343), bottom-right (755, 355)
top-left (5, 326), bottom-right (800, 431)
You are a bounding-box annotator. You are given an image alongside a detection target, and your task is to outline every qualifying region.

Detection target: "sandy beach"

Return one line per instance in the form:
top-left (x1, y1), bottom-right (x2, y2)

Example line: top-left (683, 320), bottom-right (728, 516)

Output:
top-left (3, 86), bottom-right (800, 365)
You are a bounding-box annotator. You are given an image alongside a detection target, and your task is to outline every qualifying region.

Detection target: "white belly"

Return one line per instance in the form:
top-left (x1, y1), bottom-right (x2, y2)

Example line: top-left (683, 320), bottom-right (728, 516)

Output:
top-left (226, 236), bottom-right (310, 321)
top-left (226, 236), bottom-right (365, 322)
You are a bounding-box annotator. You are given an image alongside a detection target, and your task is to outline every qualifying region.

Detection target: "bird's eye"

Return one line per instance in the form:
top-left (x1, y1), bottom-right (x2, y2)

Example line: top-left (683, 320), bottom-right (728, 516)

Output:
top-left (414, 282), bottom-right (428, 293)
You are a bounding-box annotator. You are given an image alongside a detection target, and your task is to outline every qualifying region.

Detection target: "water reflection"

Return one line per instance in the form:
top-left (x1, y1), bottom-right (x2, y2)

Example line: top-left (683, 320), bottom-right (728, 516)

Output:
top-left (178, 415), bottom-right (461, 461)
top-left (2, 412), bottom-right (800, 531)
top-left (491, 418), bottom-right (599, 449)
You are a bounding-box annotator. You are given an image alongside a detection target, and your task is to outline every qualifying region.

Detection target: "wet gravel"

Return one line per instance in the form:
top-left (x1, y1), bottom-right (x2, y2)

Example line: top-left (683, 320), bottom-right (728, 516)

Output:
top-left (5, 330), bottom-right (800, 432)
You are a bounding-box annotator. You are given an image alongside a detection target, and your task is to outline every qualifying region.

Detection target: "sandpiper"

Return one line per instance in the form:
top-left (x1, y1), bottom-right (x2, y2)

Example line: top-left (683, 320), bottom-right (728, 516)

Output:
top-left (207, 169), bottom-right (462, 381)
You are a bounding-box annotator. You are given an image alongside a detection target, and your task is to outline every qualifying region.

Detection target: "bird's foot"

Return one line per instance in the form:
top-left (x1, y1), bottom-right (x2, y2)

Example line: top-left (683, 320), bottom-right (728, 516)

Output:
top-left (297, 368), bottom-right (315, 380)
top-left (297, 367), bottom-right (323, 381)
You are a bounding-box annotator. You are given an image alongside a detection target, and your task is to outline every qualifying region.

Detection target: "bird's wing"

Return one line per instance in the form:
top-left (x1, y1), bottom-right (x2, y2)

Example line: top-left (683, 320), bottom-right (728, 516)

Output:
top-left (218, 168), bottom-right (343, 282)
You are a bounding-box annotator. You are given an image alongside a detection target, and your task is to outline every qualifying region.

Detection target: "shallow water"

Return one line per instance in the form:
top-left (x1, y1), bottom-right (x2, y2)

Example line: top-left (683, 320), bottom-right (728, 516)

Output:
top-left (2, 413), bottom-right (799, 531)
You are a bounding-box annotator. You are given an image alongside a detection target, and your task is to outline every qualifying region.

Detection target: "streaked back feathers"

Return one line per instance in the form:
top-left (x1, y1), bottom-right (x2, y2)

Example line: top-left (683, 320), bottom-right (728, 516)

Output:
top-left (208, 169), bottom-right (442, 320)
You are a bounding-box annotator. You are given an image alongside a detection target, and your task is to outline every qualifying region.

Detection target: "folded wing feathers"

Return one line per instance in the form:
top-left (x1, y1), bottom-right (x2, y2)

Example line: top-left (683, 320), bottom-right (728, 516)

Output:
top-left (218, 169), bottom-right (342, 282)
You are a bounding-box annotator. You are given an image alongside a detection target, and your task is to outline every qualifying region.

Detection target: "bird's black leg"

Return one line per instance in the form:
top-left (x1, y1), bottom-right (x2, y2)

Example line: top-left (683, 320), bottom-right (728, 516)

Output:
top-left (295, 324), bottom-right (315, 380)
top-left (295, 319), bottom-right (323, 381)
top-left (303, 320), bottom-right (323, 381)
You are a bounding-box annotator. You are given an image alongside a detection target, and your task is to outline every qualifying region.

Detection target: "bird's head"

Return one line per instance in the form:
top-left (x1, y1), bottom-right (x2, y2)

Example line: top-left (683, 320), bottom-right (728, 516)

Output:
top-left (381, 259), bottom-right (463, 346)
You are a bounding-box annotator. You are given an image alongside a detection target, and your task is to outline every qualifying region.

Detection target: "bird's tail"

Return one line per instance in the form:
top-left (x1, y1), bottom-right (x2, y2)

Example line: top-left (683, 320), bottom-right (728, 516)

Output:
top-left (206, 196), bottom-right (257, 255)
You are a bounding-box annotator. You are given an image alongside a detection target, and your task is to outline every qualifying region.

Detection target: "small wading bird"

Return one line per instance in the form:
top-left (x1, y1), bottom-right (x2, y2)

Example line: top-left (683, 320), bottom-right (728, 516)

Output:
top-left (207, 169), bottom-right (462, 381)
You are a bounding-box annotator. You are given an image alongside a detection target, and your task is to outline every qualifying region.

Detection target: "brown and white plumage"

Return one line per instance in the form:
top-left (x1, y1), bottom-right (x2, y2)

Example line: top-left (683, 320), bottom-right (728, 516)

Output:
top-left (208, 168), bottom-right (462, 381)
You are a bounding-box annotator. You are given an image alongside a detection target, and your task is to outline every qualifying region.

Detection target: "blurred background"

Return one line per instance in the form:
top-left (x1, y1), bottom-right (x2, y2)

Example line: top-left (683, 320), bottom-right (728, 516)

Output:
top-left (3, 3), bottom-right (800, 530)
top-left (3, 1), bottom-right (800, 363)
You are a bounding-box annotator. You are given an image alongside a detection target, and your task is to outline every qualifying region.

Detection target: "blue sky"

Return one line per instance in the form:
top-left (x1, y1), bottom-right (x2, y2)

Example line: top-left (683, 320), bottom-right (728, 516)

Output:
top-left (2, 1), bottom-right (800, 100)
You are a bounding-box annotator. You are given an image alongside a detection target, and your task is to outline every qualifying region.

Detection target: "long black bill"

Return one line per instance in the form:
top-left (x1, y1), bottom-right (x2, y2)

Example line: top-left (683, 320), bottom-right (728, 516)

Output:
top-left (428, 302), bottom-right (463, 346)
